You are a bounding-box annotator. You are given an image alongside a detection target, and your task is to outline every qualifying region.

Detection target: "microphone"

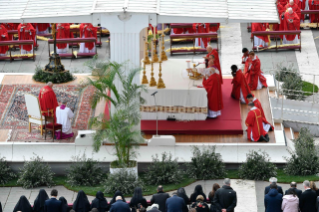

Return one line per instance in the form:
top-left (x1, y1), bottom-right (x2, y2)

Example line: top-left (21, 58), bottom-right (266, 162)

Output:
top-left (151, 91), bottom-right (158, 96)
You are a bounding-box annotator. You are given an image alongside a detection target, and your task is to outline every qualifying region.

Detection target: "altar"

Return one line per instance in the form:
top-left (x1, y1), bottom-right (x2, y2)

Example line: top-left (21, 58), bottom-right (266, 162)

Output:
top-left (140, 59), bottom-right (208, 121)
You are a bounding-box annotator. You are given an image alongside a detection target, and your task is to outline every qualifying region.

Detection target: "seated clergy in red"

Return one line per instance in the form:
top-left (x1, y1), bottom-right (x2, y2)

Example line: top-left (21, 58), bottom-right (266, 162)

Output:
top-left (231, 65), bottom-right (251, 104)
top-left (3, 23), bottom-right (18, 40)
top-left (285, 0), bottom-right (301, 20)
top-left (242, 48), bottom-right (249, 64)
top-left (274, 0), bottom-right (286, 31)
top-left (244, 51), bottom-right (267, 91)
top-left (0, 24), bottom-right (9, 56)
top-left (17, 23), bottom-right (36, 54)
top-left (283, 8), bottom-right (300, 44)
top-left (56, 23), bottom-right (71, 54)
top-left (39, 82), bottom-right (59, 122)
top-left (251, 23), bottom-right (269, 48)
top-left (245, 102), bottom-right (273, 142)
top-left (35, 23), bottom-right (50, 35)
top-left (202, 60), bottom-right (223, 119)
top-left (79, 23), bottom-right (97, 53)
top-left (204, 45), bottom-right (222, 83)
top-left (309, 0), bottom-right (319, 23)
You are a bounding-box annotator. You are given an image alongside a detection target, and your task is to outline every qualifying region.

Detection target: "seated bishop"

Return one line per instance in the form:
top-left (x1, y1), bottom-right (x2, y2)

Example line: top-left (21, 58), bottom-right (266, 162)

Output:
top-left (36, 23), bottom-right (50, 35)
top-left (79, 23), bottom-right (97, 53)
top-left (56, 23), bottom-right (71, 54)
top-left (39, 82), bottom-right (59, 122)
top-left (18, 23), bottom-right (36, 54)
top-left (202, 60), bottom-right (223, 119)
top-left (0, 24), bottom-right (9, 56)
top-left (251, 23), bottom-right (270, 48)
top-left (231, 65), bottom-right (251, 104)
top-left (283, 8), bottom-right (300, 44)
top-left (55, 99), bottom-right (74, 139)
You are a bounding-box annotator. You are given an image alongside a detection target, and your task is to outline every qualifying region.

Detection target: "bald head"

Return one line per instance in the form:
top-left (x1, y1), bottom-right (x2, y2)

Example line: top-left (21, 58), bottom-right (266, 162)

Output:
top-left (47, 82), bottom-right (53, 88)
top-left (206, 45), bottom-right (213, 53)
top-left (116, 196), bottom-right (122, 201)
top-left (290, 0), bottom-right (294, 4)
top-left (288, 7), bottom-right (293, 14)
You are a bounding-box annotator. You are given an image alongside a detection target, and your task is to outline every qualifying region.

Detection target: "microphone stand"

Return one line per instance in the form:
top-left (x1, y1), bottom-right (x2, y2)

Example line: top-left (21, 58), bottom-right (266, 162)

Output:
top-left (151, 91), bottom-right (159, 137)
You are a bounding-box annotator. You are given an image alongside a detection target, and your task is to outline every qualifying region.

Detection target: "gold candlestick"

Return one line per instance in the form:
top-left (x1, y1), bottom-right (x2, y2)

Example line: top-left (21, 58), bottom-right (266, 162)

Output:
top-left (141, 62), bottom-right (148, 84)
top-left (157, 60), bottom-right (165, 89)
top-left (149, 61), bottom-right (157, 86)
top-left (151, 26), bottom-right (159, 63)
top-left (143, 28), bottom-right (150, 64)
top-left (160, 23), bottom-right (168, 61)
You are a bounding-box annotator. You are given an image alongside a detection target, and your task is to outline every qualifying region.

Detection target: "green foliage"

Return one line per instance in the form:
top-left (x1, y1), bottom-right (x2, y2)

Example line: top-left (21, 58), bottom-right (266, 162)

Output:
top-left (17, 155), bottom-right (55, 189)
top-left (104, 169), bottom-right (145, 195)
top-left (282, 74), bottom-right (304, 100)
top-left (0, 155), bottom-right (16, 185)
top-left (275, 64), bottom-right (298, 82)
top-left (284, 128), bottom-right (319, 176)
top-left (302, 81), bottom-right (319, 96)
top-left (144, 152), bottom-right (183, 185)
top-left (33, 65), bottom-right (75, 83)
top-left (66, 152), bottom-right (105, 186)
top-left (186, 146), bottom-right (226, 180)
top-left (238, 150), bottom-right (277, 180)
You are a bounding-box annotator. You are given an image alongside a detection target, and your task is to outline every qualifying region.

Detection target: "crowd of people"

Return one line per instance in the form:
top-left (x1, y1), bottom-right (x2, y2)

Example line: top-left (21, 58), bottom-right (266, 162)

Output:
top-left (1, 179), bottom-right (237, 212)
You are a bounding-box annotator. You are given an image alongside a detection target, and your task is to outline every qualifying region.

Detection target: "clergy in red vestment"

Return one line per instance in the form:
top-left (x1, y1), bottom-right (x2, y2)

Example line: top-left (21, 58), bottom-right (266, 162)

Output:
top-left (244, 51), bottom-right (268, 91)
top-left (231, 65), bottom-right (251, 104)
top-left (56, 23), bottom-right (70, 54)
top-left (285, 0), bottom-right (302, 20)
top-left (251, 23), bottom-right (269, 48)
top-left (204, 45), bottom-right (222, 83)
top-left (39, 82), bottom-right (59, 122)
top-left (36, 23), bottom-right (50, 35)
top-left (246, 93), bottom-right (266, 119)
top-left (308, 0), bottom-right (319, 23)
top-left (209, 23), bottom-right (220, 32)
top-left (202, 60), bottom-right (223, 118)
top-left (0, 24), bottom-right (9, 56)
top-left (18, 23), bottom-right (36, 54)
top-left (79, 23), bottom-right (97, 53)
top-left (279, 0), bottom-right (289, 6)
top-left (242, 48), bottom-right (249, 64)
top-left (193, 23), bottom-right (210, 48)
top-left (283, 8), bottom-right (300, 44)
top-left (274, 0), bottom-right (286, 31)
top-left (3, 23), bottom-right (18, 40)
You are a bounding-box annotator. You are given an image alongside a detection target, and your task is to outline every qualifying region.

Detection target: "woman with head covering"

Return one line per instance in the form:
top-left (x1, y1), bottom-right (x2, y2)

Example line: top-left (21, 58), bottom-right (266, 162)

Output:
top-left (109, 191), bottom-right (126, 205)
top-left (13, 195), bottom-right (33, 212)
top-left (59, 197), bottom-right (69, 212)
top-left (90, 191), bottom-right (109, 212)
top-left (33, 189), bottom-right (49, 212)
top-left (129, 187), bottom-right (147, 212)
top-left (190, 195), bottom-right (209, 212)
top-left (208, 183), bottom-right (220, 212)
top-left (177, 187), bottom-right (189, 212)
top-left (72, 190), bottom-right (90, 212)
top-left (190, 185), bottom-right (207, 203)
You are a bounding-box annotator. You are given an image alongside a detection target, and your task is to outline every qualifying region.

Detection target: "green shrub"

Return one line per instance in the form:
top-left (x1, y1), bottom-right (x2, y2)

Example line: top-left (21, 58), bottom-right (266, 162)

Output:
top-left (17, 155), bottom-right (55, 188)
top-left (66, 152), bottom-right (105, 186)
top-left (238, 150), bottom-right (277, 180)
top-left (186, 146), bottom-right (226, 180)
top-left (33, 65), bottom-right (75, 83)
top-left (275, 64), bottom-right (298, 82)
top-left (284, 128), bottom-right (319, 176)
top-left (0, 155), bottom-right (16, 185)
top-left (104, 169), bottom-right (144, 195)
top-left (282, 74), bottom-right (304, 100)
top-left (144, 152), bottom-right (183, 185)
top-left (302, 81), bottom-right (319, 96)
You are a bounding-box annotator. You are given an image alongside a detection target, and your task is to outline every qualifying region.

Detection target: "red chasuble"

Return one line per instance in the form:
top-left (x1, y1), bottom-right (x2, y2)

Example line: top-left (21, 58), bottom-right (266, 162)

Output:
top-left (285, 3), bottom-right (301, 19)
top-left (3, 23), bottom-right (17, 40)
top-left (79, 23), bottom-right (97, 50)
top-left (245, 108), bottom-right (268, 141)
top-left (251, 23), bottom-right (269, 43)
top-left (279, 0), bottom-right (288, 6)
top-left (308, 0), bottom-right (319, 23)
top-left (206, 50), bottom-right (222, 84)
top-left (56, 23), bottom-right (70, 49)
top-left (37, 23), bottom-right (50, 32)
top-left (202, 72), bottom-right (223, 112)
top-left (192, 23), bottom-right (210, 47)
top-left (283, 11), bottom-right (300, 40)
top-left (38, 85), bottom-right (59, 121)
top-left (173, 27), bottom-right (184, 34)
top-left (253, 98), bottom-right (266, 119)
top-left (244, 56), bottom-right (268, 90)
top-left (274, 3), bottom-right (286, 31)
top-left (0, 24), bottom-right (9, 54)
top-left (231, 69), bottom-right (251, 103)
top-left (209, 23), bottom-right (220, 32)
top-left (17, 23), bottom-right (36, 51)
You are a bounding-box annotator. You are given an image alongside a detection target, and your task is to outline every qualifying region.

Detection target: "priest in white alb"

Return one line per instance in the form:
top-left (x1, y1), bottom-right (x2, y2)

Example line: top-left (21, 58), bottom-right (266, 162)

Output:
top-left (55, 99), bottom-right (74, 139)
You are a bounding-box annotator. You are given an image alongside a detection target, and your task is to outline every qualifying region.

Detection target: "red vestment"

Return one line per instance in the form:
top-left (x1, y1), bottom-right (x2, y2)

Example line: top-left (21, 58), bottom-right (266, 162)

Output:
top-left (279, 0), bottom-right (288, 6)
top-left (79, 23), bottom-right (97, 50)
top-left (56, 23), bottom-right (70, 49)
top-left (253, 98), bottom-right (266, 119)
top-left (308, 0), bottom-right (319, 23)
top-left (38, 85), bottom-right (59, 122)
top-left (206, 50), bottom-right (222, 84)
top-left (231, 69), bottom-right (251, 103)
top-left (0, 24), bottom-right (9, 54)
top-left (244, 56), bottom-right (268, 90)
top-left (3, 23), bottom-right (18, 40)
top-left (192, 23), bottom-right (210, 47)
top-left (209, 23), bottom-right (220, 32)
top-left (251, 23), bottom-right (269, 43)
top-left (245, 108), bottom-right (269, 141)
top-left (273, 3), bottom-right (286, 31)
top-left (285, 3), bottom-right (301, 20)
top-left (202, 72), bottom-right (223, 112)
top-left (173, 27), bottom-right (184, 34)
top-left (283, 11), bottom-right (300, 40)
top-left (37, 23), bottom-right (50, 32)
top-left (17, 23), bottom-right (36, 51)
top-left (242, 53), bottom-right (249, 64)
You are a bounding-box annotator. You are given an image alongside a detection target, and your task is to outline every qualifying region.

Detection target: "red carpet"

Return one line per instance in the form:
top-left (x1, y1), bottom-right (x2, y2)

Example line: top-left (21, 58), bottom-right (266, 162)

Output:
top-left (141, 79), bottom-right (243, 135)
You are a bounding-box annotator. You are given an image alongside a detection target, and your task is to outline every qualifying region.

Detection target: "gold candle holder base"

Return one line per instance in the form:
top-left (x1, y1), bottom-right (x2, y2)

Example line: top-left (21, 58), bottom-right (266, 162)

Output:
top-left (141, 64), bottom-right (148, 84)
top-left (149, 62), bottom-right (157, 87)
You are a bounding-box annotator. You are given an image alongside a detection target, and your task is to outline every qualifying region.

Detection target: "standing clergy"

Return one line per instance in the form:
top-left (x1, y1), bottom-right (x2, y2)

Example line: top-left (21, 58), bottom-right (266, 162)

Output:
top-left (79, 23), bottom-right (97, 53)
top-left (242, 48), bottom-right (249, 64)
top-left (202, 60), bottom-right (223, 119)
top-left (36, 23), bottom-right (50, 35)
top-left (17, 23), bottom-right (36, 54)
top-left (285, 0), bottom-right (302, 19)
top-left (231, 65), bottom-right (251, 104)
top-left (309, 0), bottom-right (319, 23)
top-left (244, 51), bottom-right (268, 90)
top-left (193, 23), bottom-right (210, 48)
top-left (274, 0), bottom-right (286, 31)
top-left (251, 23), bottom-right (270, 48)
top-left (0, 24), bottom-right (9, 56)
top-left (55, 99), bottom-right (74, 139)
top-left (56, 23), bottom-right (71, 54)
top-left (204, 45), bottom-right (222, 83)
top-left (39, 82), bottom-right (59, 122)
top-left (245, 102), bottom-right (273, 142)
top-left (283, 8), bottom-right (300, 44)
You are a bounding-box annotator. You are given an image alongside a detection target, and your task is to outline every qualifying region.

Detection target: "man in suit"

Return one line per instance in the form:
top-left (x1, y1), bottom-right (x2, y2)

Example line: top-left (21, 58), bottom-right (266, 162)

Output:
top-left (44, 189), bottom-right (62, 212)
top-left (285, 182), bottom-right (302, 199)
top-left (299, 180), bottom-right (317, 212)
top-left (109, 196), bottom-right (130, 212)
top-left (264, 177), bottom-right (283, 195)
top-left (213, 178), bottom-right (237, 212)
top-left (166, 192), bottom-right (186, 212)
top-left (151, 186), bottom-right (170, 212)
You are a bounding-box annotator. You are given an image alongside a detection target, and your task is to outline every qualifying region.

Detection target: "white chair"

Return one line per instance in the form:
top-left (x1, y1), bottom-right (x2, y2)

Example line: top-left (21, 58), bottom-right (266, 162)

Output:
top-left (24, 94), bottom-right (45, 135)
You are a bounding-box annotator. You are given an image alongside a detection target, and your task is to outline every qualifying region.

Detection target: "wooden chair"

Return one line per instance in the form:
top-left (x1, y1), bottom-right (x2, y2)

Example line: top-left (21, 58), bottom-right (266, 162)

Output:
top-left (24, 94), bottom-right (45, 135)
top-left (42, 109), bottom-right (62, 141)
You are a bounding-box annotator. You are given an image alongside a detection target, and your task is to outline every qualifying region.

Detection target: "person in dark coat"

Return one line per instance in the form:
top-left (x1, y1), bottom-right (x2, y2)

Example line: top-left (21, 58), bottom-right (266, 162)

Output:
top-left (72, 190), bottom-right (90, 212)
top-left (13, 195), bottom-right (33, 212)
top-left (109, 196), bottom-right (130, 212)
top-left (190, 185), bottom-right (207, 203)
top-left (299, 180), bottom-right (317, 212)
top-left (44, 189), bottom-right (62, 212)
top-left (208, 183), bottom-right (220, 212)
top-left (264, 177), bottom-right (283, 195)
top-left (0, 201), bottom-right (2, 212)
top-left (59, 197), bottom-right (69, 212)
top-left (285, 182), bottom-right (302, 199)
top-left (177, 187), bottom-right (189, 212)
top-left (213, 179), bottom-right (237, 212)
top-left (190, 195), bottom-right (209, 212)
top-left (310, 181), bottom-right (319, 197)
top-left (150, 186), bottom-right (170, 212)
top-left (264, 183), bottom-right (283, 212)
top-left (91, 191), bottom-right (109, 212)
top-left (166, 192), bottom-right (187, 212)
top-left (34, 189), bottom-right (49, 212)
top-left (109, 191), bottom-right (126, 205)
top-left (129, 187), bottom-right (147, 212)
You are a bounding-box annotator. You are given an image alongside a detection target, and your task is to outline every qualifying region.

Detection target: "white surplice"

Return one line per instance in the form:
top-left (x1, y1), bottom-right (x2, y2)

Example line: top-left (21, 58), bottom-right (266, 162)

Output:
top-left (56, 106), bottom-right (74, 134)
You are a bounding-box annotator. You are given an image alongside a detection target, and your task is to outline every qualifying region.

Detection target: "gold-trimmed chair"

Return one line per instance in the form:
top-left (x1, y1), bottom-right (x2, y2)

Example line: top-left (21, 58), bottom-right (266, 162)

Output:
top-left (24, 94), bottom-right (45, 135)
